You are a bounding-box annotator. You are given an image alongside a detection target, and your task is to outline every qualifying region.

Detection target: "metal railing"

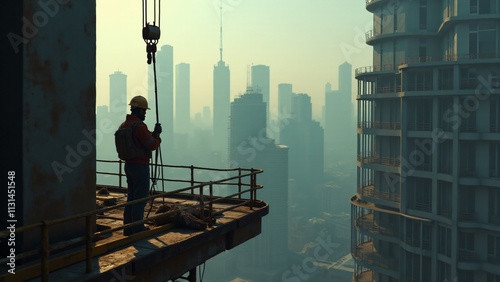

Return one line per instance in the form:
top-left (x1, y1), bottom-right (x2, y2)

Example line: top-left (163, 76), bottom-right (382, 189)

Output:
top-left (0, 160), bottom-right (264, 281)
top-left (356, 53), bottom-right (500, 77)
top-left (357, 121), bottom-right (401, 130)
top-left (352, 242), bottom-right (399, 270)
top-left (355, 213), bottom-right (399, 236)
top-left (360, 155), bottom-right (401, 167)
top-left (361, 185), bottom-right (401, 203)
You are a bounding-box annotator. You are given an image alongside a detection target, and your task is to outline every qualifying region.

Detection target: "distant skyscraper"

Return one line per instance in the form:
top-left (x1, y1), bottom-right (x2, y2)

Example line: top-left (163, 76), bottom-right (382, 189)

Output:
top-left (109, 70), bottom-right (127, 118)
top-left (155, 45), bottom-right (174, 156)
top-left (251, 65), bottom-right (270, 122)
top-left (351, 2), bottom-right (500, 282)
top-left (175, 63), bottom-right (190, 134)
top-left (229, 88), bottom-right (289, 280)
top-left (280, 94), bottom-right (324, 192)
top-left (324, 62), bottom-right (354, 165)
top-left (213, 5), bottom-right (231, 163)
top-left (278, 83), bottom-right (293, 121)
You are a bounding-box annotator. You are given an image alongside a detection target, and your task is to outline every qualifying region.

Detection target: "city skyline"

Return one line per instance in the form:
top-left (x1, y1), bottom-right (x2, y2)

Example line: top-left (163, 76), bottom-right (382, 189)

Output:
top-left (96, 1), bottom-right (371, 119)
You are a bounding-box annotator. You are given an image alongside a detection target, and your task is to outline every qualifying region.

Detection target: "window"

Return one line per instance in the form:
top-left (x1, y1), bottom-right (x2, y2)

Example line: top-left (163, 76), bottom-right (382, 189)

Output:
top-left (408, 177), bottom-right (432, 212)
top-left (459, 232), bottom-right (475, 261)
top-left (460, 141), bottom-right (476, 175)
top-left (419, 39), bottom-right (427, 60)
top-left (438, 68), bottom-right (453, 90)
top-left (438, 226), bottom-right (452, 256)
top-left (438, 140), bottom-right (453, 174)
top-left (437, 261), bottom-right (451, 282)
top-left (488, 235), bottom-right (500, 263)
top-left (419, 0), bottom-right (427, 30)
top-left (469, 22), bottom-right (497, 59)
top-left (459, 98), bottom-right (477, 132)
top-left (492, 98), bottom-right (500, 132)
top-left (490, 142), bottom-right (500, 178)
top-left (408, 98), bottom-right (432, 130)
top-left (460, 67), bottom-right (477, 89)
top-left (407, 70), bottom-right (433, 91)
top-left (438, 181), bottom-right (452, 217)
top-left (459, 187), bottom-right (475, 221)
top-left (405, 252), bottom-right (421, 281)
top-left (439, 97), bottom-right (454, 131)
top-left (471, 0), bottom-right (497, 14)
top-left (489, 188), bottom-right (500, 224)
top-left (407, 138), bottom-right (432, 171)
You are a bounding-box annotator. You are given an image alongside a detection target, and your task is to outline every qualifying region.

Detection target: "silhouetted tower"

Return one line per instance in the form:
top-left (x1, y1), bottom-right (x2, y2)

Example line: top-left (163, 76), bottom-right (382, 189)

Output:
top-left (156, 45), bottom-right (174, 157)
top-left (109, 70), bottom-right (127, 119)
top-left (281, 94), bottom-right (324, 194)
top-left (229, 88), bottom-right (289, 280)
top-left (175, 62), bottom-right (190, 134)
top-left (213, 4), bottom-right (231, 163)
top-left (324, 62), bottom-right (355, 165)
top-left (251, 65), bottom-right (270, 123)
top-left (277, 83), bottom-right (294, 142)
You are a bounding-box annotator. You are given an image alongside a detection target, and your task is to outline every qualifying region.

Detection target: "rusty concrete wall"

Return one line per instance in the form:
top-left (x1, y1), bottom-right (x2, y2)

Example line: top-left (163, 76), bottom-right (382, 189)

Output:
top-left (22, 0), bottom-right (96, 247)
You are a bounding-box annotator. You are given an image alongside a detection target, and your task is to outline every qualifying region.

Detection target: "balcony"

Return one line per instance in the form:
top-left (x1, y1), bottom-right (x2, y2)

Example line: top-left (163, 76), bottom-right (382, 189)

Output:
top-left (352, 270), bottom-right (373, 282)
top-left (405, 237), bottom-right (431, 250)
top-left (358, 53), bottom-right (500, 79)
top-left (407, 122), bottom-right (432, 131)
top-left (375, 85), bottom-right (402, 94)
top-left (357, 121), bottom-right (401, 130)
top-left (361, 185), bottom-right (401, 203)
top-left (459, 211), bottom-right (475, 221)
top-left (355, 65), bottom-right (396, 77)
top-left (352, 241), bottom-right (399, 270)
top-left (359, 155), bottom-right (401, 167)
top-left (355, 212), bottom-right (399, 237)
top-left (491, 170), bottom-right (500, 179)
top-left (413, 201), bottom-right (432, 213)
top-left (459, 249), bottom-right (477, 262)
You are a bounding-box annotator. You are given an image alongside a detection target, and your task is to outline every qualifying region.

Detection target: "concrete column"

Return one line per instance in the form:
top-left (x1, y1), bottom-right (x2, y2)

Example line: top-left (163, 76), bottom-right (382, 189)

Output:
top-left (4, 0), bottom-right (96, 251)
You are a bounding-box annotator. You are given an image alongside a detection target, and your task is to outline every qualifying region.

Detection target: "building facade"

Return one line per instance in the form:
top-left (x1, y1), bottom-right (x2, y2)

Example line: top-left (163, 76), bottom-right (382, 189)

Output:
top-left (213, 59), bottom-right (230, 161)
top-left (109, 70), bottom-right (127, 120)
top-left (324, 62), bottom-right (355, 166)
top-left (351, 1), bottom-right (500, 282)
top-left (229, 88), bottom-right (289, 281)
top-left (251, 65), bottom-right (271, 122)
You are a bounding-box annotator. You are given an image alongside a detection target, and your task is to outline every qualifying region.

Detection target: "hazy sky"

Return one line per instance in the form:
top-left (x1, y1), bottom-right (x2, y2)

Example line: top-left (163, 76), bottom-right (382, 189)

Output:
top-left (97, 0), bottom-right (372, 120)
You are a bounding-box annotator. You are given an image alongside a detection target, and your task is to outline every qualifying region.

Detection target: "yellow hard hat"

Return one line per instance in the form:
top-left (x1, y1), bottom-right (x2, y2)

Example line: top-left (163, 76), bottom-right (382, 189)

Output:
top-left (129, 95), bottom-right (150, 110)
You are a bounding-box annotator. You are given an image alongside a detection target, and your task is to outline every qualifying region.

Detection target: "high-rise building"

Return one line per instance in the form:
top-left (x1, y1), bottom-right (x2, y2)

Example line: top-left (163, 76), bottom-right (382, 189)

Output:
top-left (175, 62), bottom-right (190, 134)
top-left (213, 5), bottom-right (231, 164)
top-left (280, 93), bottom-right (324, 192)
top-left (109, 70), bottom-right (127, 119)
top-left (324, 62), bottom-right (355, 165)
top-left (278, 83), bottom-right (294, 143)
top-left (251, 65), bottom-right (270, 122)
top-left (155, 45), bottom-right (174, 156)
top-left (213, 60), bottom-right (230, 159)
top-left (351, 1), bottom-right (500, 282)
top-left (229, 88), bottom-right (289, 281)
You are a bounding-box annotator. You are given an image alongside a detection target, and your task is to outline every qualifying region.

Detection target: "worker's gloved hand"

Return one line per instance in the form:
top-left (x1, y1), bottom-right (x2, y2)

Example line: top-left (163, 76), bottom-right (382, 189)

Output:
top-left (153, 123), bottom-right (162, 137)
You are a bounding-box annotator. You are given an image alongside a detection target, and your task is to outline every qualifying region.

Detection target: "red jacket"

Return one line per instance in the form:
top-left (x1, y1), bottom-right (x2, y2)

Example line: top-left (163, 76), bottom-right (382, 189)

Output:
top-left (120, 114), bottom-right (161, 164)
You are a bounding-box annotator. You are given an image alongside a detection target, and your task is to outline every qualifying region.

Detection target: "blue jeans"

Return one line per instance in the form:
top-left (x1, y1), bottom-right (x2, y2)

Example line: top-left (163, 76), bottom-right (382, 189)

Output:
top-left (123, 162), bottom-right (150, 234)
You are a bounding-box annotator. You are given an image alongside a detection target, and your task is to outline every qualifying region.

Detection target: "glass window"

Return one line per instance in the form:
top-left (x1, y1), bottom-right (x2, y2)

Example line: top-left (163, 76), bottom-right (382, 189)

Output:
top-left (438, 68), bottom-right (453, 90)
top-left (419, 0), bottom-right (427, 30)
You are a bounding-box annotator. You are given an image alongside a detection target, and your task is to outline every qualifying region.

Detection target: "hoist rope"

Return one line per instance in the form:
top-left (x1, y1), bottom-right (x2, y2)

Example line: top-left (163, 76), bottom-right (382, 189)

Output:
top-left (142, 0), bottom-right (165, 218)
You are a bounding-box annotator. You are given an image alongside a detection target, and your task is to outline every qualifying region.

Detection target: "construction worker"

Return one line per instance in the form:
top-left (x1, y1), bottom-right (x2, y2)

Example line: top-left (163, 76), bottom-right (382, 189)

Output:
top-left (117, 95), bottom-right (161, 235)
